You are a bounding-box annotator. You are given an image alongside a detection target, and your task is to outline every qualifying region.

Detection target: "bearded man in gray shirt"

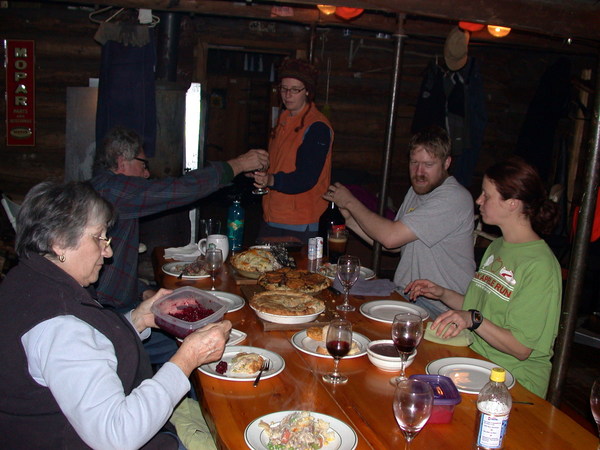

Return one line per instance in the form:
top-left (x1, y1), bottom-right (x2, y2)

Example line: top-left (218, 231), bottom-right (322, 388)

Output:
top-left (324, 126), bottom-right (475, 319)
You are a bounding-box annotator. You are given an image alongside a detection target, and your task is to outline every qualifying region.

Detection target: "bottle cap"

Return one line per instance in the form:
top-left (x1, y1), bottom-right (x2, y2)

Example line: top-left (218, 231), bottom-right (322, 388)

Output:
top-left (490, 367), bottom-right (506, 383)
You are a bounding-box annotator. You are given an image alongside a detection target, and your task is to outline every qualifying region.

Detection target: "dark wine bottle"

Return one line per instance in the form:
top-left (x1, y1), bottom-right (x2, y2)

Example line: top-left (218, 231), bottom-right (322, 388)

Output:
top-left (318, 201), bottom-right (345, 256)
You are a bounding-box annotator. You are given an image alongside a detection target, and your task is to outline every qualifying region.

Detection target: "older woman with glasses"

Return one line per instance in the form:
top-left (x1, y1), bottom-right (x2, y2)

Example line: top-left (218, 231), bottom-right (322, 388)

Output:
top-left (253, 58), bottom-right (334, 243)
top-left (0, 181), bottom-right (230, 449)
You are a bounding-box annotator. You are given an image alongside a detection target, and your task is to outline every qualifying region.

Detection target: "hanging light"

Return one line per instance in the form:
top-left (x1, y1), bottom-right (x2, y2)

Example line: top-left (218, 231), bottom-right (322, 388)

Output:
top-left (334, 7), bottom-right (364, 20)
top-left (458, 21), bottom-right (485, 32)
top-left (487, 25), bottom-right (511, 38)
top-left (317, 5), bottom-right (337, 15)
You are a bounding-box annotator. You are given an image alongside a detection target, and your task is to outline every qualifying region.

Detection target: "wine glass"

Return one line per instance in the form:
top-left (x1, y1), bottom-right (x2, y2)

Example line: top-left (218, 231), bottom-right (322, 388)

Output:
top-left (390, 313), bottom-right (424, 385)
top-left (205, 248), bottom-right (223, 290)
top-left (591, 377), bottom-right (600, 446)
top-left (393, 378), bottom-right (434, 448)
top-left (322, 318), bottom-right (352, 384)
top-left (336, 255), bottom-right (361, 312)
top-left (252, 163), bottom-right (270, 195)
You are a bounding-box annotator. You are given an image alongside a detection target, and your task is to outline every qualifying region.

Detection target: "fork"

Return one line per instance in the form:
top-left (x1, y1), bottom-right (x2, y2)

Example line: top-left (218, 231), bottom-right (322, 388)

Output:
top-left (253, 359), bottom-right (270, 387)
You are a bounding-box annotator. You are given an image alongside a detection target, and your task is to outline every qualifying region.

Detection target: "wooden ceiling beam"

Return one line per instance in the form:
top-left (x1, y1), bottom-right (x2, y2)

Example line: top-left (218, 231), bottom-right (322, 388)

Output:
top-left (50, 0), bottom-right (600, 42)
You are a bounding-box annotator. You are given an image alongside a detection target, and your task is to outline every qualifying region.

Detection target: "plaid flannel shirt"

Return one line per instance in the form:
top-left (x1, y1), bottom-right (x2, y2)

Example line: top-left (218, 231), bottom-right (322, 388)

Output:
top-left (90, 162), bottom-right (233, 310)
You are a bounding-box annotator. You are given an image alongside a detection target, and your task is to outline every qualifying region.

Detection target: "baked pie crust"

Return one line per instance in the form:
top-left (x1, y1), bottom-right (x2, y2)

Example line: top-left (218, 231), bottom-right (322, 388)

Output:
top-left (250, 290), bottom-right (325, 316)
top-left (257, 267), bottom-right (331, 294)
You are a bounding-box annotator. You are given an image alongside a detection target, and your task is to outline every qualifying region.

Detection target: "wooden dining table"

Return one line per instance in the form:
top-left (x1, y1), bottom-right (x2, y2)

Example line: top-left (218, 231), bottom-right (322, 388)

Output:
top-left (153, 247), bottom-right (597, 449)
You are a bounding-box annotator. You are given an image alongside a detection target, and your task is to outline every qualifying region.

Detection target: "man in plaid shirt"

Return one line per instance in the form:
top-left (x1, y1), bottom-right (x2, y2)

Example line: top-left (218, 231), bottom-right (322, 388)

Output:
top-left (91, 126), bottom-right (267, 363)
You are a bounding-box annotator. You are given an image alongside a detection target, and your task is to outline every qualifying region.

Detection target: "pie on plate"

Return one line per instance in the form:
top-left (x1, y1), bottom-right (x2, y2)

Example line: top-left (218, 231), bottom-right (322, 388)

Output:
top-left (230, 248), bottom-right (281, 279)
top-left (258, 267), bottom-right (331, 294)
top-left (250, 290), bottom-right (325, 316)
top-left (230, 352), bottom-right (264, 374)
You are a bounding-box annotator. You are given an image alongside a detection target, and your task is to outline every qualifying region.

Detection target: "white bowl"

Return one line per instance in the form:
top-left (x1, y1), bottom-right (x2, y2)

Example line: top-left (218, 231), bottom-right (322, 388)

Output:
top-left (367, 339), bottom-right (417, 372)
top-left (250, 305), bottom-right (325, 324)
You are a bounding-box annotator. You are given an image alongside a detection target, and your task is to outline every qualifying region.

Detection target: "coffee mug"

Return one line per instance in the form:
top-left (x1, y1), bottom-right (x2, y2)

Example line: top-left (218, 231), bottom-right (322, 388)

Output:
top-left (198, 234), bottom-right (229, 261)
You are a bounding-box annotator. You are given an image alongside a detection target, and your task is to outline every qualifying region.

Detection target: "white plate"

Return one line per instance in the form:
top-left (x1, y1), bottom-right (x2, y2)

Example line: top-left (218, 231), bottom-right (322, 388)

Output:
top-left (291, 330), bottom-right (370, 359)
top-left (318, 263), bottom-right (375, 280)
top-left (425, 357), bottom-right (516, 394)
top-left (198, 346), bottom-right (284, 381)
top-left (210, 291), bottom-right (245, 313)
top-left (162, 262), bottom-right (209, 279)
top-left (244, 411), bottom-right (358, 450)
top-left (178, 328), bottom-right (247, 346)
top-left (359, 300), bottom-right (430, 322)
top-left (251, 305), bottom-right (325, 324)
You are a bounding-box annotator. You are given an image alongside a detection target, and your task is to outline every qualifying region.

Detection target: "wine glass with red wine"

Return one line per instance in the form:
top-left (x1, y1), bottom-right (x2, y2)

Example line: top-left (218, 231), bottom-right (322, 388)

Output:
top-left (322, 318), bottom-right (353, 384)
top-left (390, 313), bottom-right (424, 385)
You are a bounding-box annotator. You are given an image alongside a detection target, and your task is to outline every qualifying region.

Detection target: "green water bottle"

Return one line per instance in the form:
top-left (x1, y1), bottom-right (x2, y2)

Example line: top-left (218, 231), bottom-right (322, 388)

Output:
top-left (227, 197), bottom-right (245, 251)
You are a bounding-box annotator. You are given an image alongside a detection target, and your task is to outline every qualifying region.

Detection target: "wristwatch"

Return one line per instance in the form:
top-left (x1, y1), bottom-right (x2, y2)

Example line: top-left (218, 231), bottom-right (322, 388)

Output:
top-left (468, 309), bottom-right (483, 331)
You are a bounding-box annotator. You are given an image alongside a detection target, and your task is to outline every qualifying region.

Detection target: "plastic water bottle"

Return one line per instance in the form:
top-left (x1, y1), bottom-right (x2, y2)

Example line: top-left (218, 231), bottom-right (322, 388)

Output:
top-left (475, 367), bottom-right (512, 449)
top-left (227, 198), bottom-right (244, 251)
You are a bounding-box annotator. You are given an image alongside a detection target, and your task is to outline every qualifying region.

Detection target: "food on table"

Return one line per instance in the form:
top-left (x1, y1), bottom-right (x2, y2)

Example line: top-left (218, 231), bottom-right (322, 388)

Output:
top-left (316, 341), bottom-right (360, 356)
top-left (317, 262), bottom-right (337, 278)
top-left (230, 248), bottom-right (281, 277)
top-left (308, 323), bottom-right (360, 356)
top-left (258, 411), bottom-right (335, 450)
top-left (174, 257), bottom-right (208, 276)
top-left (250, 291), bottom-right (325, 316)
top-left (258, 267), bottom-right (331, 294)
top-left (306, 324), bottom-right (330, 341)
top-left (168, 301), bottom-right (215, 322)
top-left (215, 361), bottom-right (228, 375)
top-left (230, 352), bottom-right (264, 374)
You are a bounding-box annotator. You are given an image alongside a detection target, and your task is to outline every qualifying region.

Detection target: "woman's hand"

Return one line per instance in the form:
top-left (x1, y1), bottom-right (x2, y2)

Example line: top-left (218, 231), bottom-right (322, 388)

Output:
top-left (431, 310), bottom-right (471, 338)
top-left (170, 321), bottom-right (232, 376)
top-left (404, 279), bottom-right (444, 302)
top-left (251, 171), bottom-right (272, 189)
top-left (130, 288), bottom-right (173, 332)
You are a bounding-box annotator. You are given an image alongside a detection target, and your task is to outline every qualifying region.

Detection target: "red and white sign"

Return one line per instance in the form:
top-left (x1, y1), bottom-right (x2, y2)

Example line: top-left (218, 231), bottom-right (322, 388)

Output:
top-left (4, 40), bottom-right (35, 146)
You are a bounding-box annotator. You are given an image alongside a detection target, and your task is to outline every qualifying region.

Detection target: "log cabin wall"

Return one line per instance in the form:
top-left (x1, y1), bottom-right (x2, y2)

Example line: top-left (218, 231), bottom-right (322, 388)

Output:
top-left (0, 3), bottom-right (597, 213)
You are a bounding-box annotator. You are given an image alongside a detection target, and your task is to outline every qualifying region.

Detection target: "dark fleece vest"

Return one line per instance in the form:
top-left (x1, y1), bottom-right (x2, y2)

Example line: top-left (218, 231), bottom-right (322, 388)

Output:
top-left (0, 254), bottom-right (176, 449)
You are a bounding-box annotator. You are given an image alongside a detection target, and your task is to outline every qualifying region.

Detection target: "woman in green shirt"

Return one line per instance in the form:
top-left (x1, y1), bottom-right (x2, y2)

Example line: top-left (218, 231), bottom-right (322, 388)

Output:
top-left (406, 157), bottom-right (561, 397)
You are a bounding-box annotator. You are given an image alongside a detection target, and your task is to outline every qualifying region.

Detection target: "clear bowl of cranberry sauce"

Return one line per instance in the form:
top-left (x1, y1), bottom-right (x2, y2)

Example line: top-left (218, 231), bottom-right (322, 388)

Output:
top-left (151, 287), bottom-right (228, 339)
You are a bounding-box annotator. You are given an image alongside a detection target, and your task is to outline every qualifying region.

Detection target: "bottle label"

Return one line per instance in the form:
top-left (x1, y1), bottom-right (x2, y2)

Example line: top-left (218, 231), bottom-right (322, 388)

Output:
top-left (332, 224), bottom-right (345, 232)
top-left (477, 412), bottom-right (509, 448)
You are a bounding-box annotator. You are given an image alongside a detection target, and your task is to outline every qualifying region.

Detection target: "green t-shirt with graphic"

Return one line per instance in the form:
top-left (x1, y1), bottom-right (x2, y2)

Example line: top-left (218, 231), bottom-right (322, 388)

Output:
top-left (463, 237), bottom-right (562, 398)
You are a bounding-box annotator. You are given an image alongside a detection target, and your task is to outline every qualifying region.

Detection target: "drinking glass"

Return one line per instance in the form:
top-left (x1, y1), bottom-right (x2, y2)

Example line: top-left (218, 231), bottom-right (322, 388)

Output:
top-left (205, 248), bottom-right (223, 290)
top-left (322, 318), bottom-right (352, 384)
top-left (336, 255), bottom-right (360, 312)
top-left (390, 313), bottom-right (424, 384)
top-left (591, 377), bottom-right (600, 446)
top-left (393, 378), bottom-right (434, 448)
top-left (252, 162), bottom-right (270, 195)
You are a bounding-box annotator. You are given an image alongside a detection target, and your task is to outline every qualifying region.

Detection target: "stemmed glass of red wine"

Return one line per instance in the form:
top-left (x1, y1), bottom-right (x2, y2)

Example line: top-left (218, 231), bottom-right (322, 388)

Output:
top-left (322, 318), bottom-right (353, 384)
top-left (390, 313), bottom-right (424, 385)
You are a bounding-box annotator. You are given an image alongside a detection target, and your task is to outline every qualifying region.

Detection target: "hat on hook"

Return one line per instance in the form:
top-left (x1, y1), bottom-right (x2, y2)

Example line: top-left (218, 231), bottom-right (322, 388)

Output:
top-left (444, 26), bottom-right (470, 71)
top-left (278, 58), bottom-right (319, 101)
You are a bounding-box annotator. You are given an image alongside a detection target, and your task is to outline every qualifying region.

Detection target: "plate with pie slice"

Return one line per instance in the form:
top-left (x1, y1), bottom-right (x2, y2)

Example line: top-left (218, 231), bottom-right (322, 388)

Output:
top-left (198, 346), bottom-right (284, 381)
top-left (291, 330), bottom-right (370, 359)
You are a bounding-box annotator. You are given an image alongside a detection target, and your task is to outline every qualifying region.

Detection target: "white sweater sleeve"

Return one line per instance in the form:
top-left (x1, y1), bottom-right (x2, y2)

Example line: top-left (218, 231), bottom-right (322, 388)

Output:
top-left (22, 315), bottom-right (190, 450)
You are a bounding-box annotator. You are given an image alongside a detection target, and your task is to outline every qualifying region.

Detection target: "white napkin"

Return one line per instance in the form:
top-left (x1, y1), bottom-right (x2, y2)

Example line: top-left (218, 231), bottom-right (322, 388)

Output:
top-left (164, 243), bottom-right (202, 262)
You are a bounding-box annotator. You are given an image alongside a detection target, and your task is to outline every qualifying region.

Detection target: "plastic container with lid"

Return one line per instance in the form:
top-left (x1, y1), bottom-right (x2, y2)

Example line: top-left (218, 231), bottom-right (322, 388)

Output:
top-left (409, 374), bottom-right (462, 423)
top-left (151, 287), bottom-right (228, 339)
